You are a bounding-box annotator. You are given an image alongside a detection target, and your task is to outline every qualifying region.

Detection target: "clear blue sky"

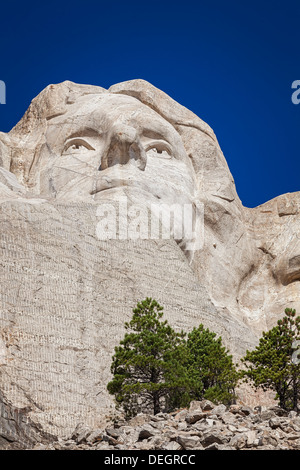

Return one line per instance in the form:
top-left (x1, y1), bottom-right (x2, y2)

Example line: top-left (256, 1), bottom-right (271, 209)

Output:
top-left (0, 0), bottom-right (299, 208)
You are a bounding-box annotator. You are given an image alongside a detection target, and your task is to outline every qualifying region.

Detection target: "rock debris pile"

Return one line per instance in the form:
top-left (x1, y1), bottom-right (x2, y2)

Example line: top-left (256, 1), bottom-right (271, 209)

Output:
top-left (34, 400), bottom-right (300, 451)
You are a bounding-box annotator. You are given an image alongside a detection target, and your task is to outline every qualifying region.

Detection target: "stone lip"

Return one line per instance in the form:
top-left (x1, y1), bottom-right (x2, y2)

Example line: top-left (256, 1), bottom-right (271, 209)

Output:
top-left (32, 400), bottom-right (300, 451)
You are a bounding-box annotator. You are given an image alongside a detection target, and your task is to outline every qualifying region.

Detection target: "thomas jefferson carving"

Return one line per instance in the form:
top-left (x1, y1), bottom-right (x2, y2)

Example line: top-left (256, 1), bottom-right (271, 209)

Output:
top-left (0, 79), bottom-right (299, 337)
top-left (0, 80), bottom-right (299, 441)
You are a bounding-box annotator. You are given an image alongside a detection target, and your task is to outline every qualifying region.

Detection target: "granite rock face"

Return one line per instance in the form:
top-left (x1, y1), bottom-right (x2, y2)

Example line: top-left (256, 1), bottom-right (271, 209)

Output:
top-left (0, 79), bottom-right (299, 447)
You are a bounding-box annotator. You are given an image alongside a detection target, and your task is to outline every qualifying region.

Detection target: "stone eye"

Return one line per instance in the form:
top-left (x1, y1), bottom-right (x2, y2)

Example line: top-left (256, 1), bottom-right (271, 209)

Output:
top-left (145, 141), bottom-right (172, 159)
top-left (63, 138), bottom-right (95, 155)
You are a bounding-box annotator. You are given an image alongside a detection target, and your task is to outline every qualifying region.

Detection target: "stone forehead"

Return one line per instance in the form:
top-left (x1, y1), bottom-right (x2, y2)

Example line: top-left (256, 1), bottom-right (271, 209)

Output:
top-left (52, 92), bottom-right (177, 126)
top-left (9, 79), bottom-right (217, 144)
top-left (45, 94), bottom-right (183, 149)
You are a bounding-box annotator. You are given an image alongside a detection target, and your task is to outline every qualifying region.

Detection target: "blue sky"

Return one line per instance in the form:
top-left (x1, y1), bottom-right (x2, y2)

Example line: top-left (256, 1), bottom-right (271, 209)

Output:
top-left (0, 0), bottom-right (299, 208)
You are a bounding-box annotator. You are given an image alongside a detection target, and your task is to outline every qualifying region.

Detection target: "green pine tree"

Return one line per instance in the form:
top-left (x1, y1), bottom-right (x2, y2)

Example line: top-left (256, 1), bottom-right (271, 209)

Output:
top-left (107, 298), bottom-right (193, 417)
top-left (186, 324), bottom-right (239, 405)
top-left (242, 308), bottom-right (300, 411)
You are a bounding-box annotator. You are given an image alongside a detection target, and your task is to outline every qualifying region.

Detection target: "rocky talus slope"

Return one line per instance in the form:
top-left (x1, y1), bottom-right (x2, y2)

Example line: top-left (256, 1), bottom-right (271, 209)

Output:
top-left (33, 400), bottom-right (300, 451)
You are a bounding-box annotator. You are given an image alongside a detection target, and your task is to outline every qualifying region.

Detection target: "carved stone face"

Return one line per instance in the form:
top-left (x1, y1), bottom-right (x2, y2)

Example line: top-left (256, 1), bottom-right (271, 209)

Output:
top-left (1, 79), bottom-right (299, 442)
top-left (37, 93), bottom-right (197, 207)
top-left (0, 79), bottom-right (298, 339)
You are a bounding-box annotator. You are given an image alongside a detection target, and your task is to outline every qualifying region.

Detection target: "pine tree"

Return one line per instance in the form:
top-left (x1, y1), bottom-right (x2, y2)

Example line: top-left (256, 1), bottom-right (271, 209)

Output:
top-left (186, 324), bottom-right (239, 405)
top-left (242, 308), bottom-right (300, 411)
top-left (107, 298), bottom-right (193, 417)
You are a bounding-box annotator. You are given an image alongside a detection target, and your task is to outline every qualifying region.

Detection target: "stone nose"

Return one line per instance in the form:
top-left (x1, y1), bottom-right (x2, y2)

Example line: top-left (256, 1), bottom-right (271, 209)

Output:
top-left (100, 125), bottom-right (147, 171)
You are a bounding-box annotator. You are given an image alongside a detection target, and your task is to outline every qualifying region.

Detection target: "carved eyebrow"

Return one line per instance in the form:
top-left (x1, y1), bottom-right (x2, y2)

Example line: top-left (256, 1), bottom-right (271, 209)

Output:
top-left (142, 129), bottom-right (171, 143)
top-left (65, 127), bottom-right (101, 140)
